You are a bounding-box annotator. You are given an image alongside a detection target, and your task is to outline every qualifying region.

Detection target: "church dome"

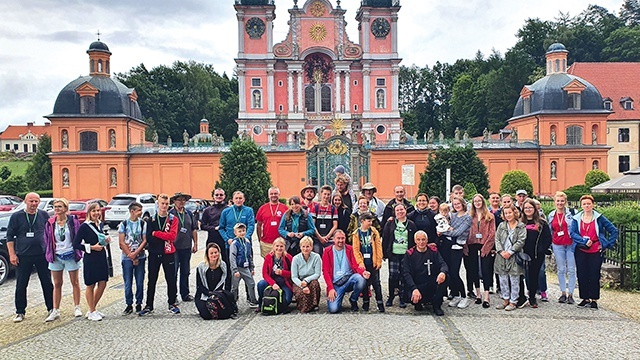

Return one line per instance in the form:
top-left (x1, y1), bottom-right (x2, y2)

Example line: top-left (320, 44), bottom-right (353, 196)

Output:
top-left (547, 43), bottom-right (567, 53)
top-left (512, 73), bottom-right (604, 118)
top-left (51, 76), bottom-right (142, 119)
top-left (88, 41), bottom-right (111, 54)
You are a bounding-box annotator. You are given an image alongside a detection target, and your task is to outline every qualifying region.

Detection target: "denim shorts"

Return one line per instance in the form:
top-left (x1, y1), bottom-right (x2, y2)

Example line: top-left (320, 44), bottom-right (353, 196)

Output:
top-left (49, 256), bottom-right (80, 272)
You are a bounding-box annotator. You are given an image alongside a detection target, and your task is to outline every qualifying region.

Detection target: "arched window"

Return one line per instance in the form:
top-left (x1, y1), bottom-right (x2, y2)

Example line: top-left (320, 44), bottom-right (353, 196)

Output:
top-left (555, 59), bottom-right (560, 72)
top-left (79, 131), bottom-right (98, 151)
top-left (321, 85), bottom-right (332, 112)
top-left (98, 59), bottom-right (103, 72)
top-left (566, 126), bottom-right (583, 145)
top-left (305, 85), bottom-right (315, 112)
top-left (90, 60), bottom-right (95, 73)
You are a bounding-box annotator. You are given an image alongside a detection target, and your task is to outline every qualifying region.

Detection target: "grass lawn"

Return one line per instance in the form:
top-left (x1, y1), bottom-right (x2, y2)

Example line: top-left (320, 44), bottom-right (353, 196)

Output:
top-left (0, 161), bottom-right (30, 177)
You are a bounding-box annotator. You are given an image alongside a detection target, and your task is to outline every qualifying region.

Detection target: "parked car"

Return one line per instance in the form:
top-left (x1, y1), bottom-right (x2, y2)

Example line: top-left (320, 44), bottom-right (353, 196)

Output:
top-left (0, 195), bottom-right (22, 213)
top-left (0, 213), bottom-right (15, 285)
top-left (69, 199), bottom-right (108, 223)
top-left (12, 197), bottom-right (56, 216)
top-left (104, 193), bottom-right (157, 229)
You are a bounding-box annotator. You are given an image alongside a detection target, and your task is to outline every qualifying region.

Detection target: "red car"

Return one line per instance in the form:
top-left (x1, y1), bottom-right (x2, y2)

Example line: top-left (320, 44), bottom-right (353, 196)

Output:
top-left (0, 195), bottom-right (22, 213)
top-left (69, 199), bottom-right (108, 222)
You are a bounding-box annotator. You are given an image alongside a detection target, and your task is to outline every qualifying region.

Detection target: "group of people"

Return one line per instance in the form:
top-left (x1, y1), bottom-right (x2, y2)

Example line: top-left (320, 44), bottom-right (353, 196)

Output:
top-left (6, 170), bottom-right (619, 322)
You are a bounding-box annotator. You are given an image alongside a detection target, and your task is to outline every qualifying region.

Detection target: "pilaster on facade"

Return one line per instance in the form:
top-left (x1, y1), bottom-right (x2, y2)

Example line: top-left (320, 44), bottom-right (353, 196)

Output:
top-left (236, 11), bottom-right (246, 58)
top-left (391, 65), bottom-right (400, 111)
top-left (266, 12), bottom-right (275, 57)
top-left (297, 71), bottom-right (303, 114)
top-left (362, 63), bottom-right (371, 112)
top-left (391, 12), bottom-right (399, 56)
top-left (267, 64), bottom-right (275, 113)
top-left (334, 70), bottom-right (342, 113)
top-left (287, 71), bottom-right (294, 113)
top-left (237, 67), bottom-right (246, 112)
top-left (344, 71), bottom-right (351, 113)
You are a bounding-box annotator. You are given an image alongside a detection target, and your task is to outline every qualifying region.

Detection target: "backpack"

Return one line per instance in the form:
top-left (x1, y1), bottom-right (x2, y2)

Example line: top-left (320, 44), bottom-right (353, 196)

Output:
top-left (261, 286), bottom-right (284, 316)
top-left (205, 289), bottom-right (237, 320)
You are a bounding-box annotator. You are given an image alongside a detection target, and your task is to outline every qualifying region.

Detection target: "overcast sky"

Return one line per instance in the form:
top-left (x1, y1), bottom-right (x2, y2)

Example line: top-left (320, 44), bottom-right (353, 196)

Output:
top-left (0, 0), bottom-right (624, 131)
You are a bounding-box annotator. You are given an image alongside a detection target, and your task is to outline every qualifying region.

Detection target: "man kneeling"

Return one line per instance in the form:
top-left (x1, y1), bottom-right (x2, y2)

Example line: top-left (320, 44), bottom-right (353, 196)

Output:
top-left (322, 230), bottom-right (369, 313)
top-left (402, 230), bottom-right (448, 316)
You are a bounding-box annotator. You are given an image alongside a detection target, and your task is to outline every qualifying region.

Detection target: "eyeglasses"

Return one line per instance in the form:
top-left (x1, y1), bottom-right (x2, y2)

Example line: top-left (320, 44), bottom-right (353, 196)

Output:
top-left (214, 194), bottom-right (224, 197)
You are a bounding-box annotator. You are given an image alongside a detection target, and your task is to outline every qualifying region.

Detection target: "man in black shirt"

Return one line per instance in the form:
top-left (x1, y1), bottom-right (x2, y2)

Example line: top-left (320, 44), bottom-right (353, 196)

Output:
top-left (402, 230), bottom-right (448, 316)
top-left (7, 193), bottom-right (52, 323)
top-left (201, 188), bottom-right (230, 290)
top-left (170, 192), bottom-right (198, 302)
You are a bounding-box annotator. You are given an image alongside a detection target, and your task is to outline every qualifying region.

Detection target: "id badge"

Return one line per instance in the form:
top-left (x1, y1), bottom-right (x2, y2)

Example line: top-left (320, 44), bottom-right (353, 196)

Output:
top-left (336, 270), bottom-right (344, 277)
top-left (363, 253), bottom-right (371, 259)
top-left (475, 233), bottom-right (482, 239)
top-left (243, 261), bottom-right (249, 268)
top-left (319, 223), bottom-right (326, 229)
top-left (583, 236), bottom-right (590, 241)
top-left (180, 227), bottom-right (188, 234)
top-left (273, 265), bottom-right (279, 272)
top-left (270, 221), bottom-right (278, 226)
top-left (557, 231), bottom-right (565, 236)
top-left (26, 232), bottom-right (34, 238)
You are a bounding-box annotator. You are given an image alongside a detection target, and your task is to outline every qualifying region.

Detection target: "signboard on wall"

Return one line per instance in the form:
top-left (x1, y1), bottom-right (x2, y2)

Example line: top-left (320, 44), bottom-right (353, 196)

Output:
top-left (402, 164), bottom-right (415, 186)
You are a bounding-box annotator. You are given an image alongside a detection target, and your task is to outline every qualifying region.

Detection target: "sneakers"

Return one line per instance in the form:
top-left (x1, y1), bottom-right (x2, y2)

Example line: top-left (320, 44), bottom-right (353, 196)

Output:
top-left (362, 301), bottom-right (370, 312)
top-left (377, 301), bottom-right (385, 313)
top-left (138, 306), bottom-right (153, 316)
top-left (590, 301), bottom-right (598, 310)
top-left (168, 305), bottom-right (181, 314)
top-left (488, 286), bottom-right (495, 294)
top-left (530, 298), bottom-right (538, 308)
top-left (350, 300), bottom-right (359, 312)
top-left (540, 292), bottom-right (548, 302)
top-left (433, 306), bottom-right (445, 316)
top-left (123, 305), bottom-right (133, 315)
top-left (505, 303), bottom-right (517, 311)
top-left (87, 311), bottom-right (102, 321)
top-left (13, 314), bottom-right (25, 323)
top-left (457, 297), bottom-right (471, 309)
top-left (558, 294), bottom-right (567, 303)
top-left (385, 298), bottom-right (394, 307)
top-left (448, 296), bottom-right (462, 307)
top-left (182, 295), bottom-right (194, 302)
top-left (451, 244), bottom-right (463, 250)
top-left (577, 299), bottom-right (591, 308)
top-left (248, 302), bottom-right (259, 309)
top-left (45, 309), bottom-right (60, 323)
top-left (74, 306), bottom-right (83, 317)
top-left (566, 294), bottom-right (575, 305)
top-left (516, 298), bottom-right (529, 309)
top-left (399, 299), bottom-right (407, 308)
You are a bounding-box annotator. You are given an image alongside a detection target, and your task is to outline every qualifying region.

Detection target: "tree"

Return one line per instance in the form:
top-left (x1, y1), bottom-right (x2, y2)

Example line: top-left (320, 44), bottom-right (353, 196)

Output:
top-left (215, 138), bottom-right (272, 212)
top-left (499, 170), bottom-right (534, 196)
top-left (24, 135), bottom-right (52, 191)
top-left (418, 144), bottom-right (489, 199)
top-left (0, 166), bottom-right (11, 181)
top-left (0, 175), bottom-right (28, 196)
top-left (463, 182), bottom-right (478, 200)
top-left (620, 0), bottom-right (640, 26)
top-left (603, 26), bottom-right (640, 61)
top-left (585, 169), bottom-right (610, 189)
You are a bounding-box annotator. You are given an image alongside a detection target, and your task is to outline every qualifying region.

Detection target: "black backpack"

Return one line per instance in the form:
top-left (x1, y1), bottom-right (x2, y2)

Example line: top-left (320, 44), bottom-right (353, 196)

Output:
top-left (205, 290), bottom-right (237, 320)
top-left (261, 286), bottom-right (284, 316)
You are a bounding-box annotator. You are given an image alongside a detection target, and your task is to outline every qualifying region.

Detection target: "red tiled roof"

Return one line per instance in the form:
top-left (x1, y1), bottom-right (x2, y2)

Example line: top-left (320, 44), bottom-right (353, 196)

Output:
top-left (567, 62), bottom-right (640, 121)
top-left (0, 123), bottom-right (51, 140)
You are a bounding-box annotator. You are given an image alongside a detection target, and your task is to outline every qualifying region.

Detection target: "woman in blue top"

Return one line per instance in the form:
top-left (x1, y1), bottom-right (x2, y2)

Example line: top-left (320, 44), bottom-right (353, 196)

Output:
top-left (569, 195), bottom-right (618, 310)
top-left (278, 196), bottom-right (316, 256)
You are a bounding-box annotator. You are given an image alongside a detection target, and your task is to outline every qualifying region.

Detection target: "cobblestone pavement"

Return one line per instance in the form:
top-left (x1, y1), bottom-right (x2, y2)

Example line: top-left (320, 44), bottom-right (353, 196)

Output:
top-left (1, 231), bottom-right (639, 359)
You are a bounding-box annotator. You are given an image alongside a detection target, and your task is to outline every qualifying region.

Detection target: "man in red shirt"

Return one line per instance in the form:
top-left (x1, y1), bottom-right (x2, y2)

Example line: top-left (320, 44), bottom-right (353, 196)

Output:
top-left (310, 185), bottom-right (338, 254)
top-left (256, 187), bottom-right (289, 258)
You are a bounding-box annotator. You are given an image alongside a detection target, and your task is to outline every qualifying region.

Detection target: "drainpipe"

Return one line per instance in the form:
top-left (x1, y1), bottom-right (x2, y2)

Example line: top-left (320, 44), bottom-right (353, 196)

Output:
top-left (535, 115), bottom-right (541, 197)
top-left (126, 117), bottom-right (131, 193)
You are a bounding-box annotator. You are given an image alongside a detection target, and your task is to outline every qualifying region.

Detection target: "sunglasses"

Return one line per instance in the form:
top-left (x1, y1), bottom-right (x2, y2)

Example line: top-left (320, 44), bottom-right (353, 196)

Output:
top-left (214, 194), bottom-right (224, 197)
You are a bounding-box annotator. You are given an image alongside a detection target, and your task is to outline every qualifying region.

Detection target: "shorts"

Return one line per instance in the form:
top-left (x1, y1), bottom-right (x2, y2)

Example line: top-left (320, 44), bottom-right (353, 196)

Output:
top-left (260, 241), bottom-right (273, 258)
top-left (49, 256), bottom-right (81, 272)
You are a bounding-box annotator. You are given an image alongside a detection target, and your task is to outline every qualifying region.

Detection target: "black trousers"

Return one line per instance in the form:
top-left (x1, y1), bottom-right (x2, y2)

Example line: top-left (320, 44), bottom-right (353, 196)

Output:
top-left (207, 234), bottom-right (231, 291)
top-left (439, 239), bottom-right (453, 295)
top-left (404, 279), bottom-right (447, 308)
top-left (480, 254), bottom-right (495, 291)
top-left (146, 253), bottom-right (177, 309)
top-left (575, 250), bottom-right (603, 300)
top-left (362, 263), bottom-right (383, 303)
top-left (15, 254), bottom-right (53, 314)
top-left (464, 244), bottom-right (482, 293)
top-left (519, 255), bottom-right (545, 301)
top-left (449, 248), bottom-right (465, 298)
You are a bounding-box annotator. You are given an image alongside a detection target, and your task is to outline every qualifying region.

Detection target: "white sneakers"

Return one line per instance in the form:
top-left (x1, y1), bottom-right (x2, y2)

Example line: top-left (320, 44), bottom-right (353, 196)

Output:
top-left (457, 297), bottom-right (472, 309)
top-left (451, 244), bottom-right (464, 250)
top-left (74, 306), bottom-right (83, 317)
top-left (87, 311), bottom-right (103, 321)
top-left (45, 309), bottom-right (60, 322)
top-left (448, 296), bottom-right (462, 307)
top-left (13, 314), bottom-right (25, 323)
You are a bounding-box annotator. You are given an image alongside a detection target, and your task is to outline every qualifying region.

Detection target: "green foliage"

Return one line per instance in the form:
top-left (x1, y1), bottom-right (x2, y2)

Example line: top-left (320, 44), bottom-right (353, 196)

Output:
top-left (215, 138), bottom-right (272, 212)
top-left (0, 166), bottom-right (11, 181)
top-left (585, 169), bottom-right (611, 188)
top-left (463, 182), bottom-right (477, 201)
top-left (17, 190), bottom-right (53, 199)
top-left (24, 135), bottom-right (52, 191)
top-left (0, 161), bottom-right (29, 177)
top-left (499, 170), bottom-right (534, 196)
top-left (117, 61), bottom-right (239, 142)
top-left (0, 176), bottom-right (28, 196)
top-left (540, 201), bottom-right (555, 217)
top-left (599, 203), bottom-right (640, 227)
top-left (418, 145), bottom-right (489, 199)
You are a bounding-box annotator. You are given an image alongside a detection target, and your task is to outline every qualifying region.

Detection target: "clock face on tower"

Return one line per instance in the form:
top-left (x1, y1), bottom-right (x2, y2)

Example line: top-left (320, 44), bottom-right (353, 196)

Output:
top-left (371, 18), bottom-right (391, 38)
top-left (245, 17), bottom-right (266, 39)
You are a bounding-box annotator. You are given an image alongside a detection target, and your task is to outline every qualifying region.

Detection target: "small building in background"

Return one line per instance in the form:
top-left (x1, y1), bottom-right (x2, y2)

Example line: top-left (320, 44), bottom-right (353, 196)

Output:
top-left (0, 122), bottom-right (51, 154)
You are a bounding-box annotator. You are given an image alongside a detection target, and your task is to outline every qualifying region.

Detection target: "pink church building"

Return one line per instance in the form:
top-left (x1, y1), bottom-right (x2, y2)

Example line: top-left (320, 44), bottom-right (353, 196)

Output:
top-left (234, 0), bottom-right (402, 146)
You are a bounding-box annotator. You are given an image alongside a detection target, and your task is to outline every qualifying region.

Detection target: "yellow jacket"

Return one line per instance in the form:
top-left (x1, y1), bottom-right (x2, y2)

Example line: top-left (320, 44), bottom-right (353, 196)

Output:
top-left (351, 227), bottom-right (383, 270)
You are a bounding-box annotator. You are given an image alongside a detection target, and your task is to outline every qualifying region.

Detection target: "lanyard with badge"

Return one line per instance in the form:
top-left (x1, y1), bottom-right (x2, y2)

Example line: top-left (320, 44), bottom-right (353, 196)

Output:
top-left (269, 204), bottom-right (280, 227)
top-left (359, 229), bottom-right (372, 259)
top-left (177, 211), bottom-right (188, 234)
top-left (555, 212), bottom-right (565, 237)
top-left (335, 249), bottom-right (346, 277)
top-left (57, 222), bottom-right (66, 242)
top-left (26, 211), bottom-right (37, 237)
top-left (239, 238), bottom-right (250, 267)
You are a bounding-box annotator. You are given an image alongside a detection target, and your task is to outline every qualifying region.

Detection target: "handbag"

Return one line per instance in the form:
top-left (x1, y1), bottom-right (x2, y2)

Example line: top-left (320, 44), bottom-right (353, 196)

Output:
top-left (333, 274), bottom-right (351, 287)
top-left (88, 222), bottom-right (109, 246)
top-left (514, 252), bottom-right (531, 267)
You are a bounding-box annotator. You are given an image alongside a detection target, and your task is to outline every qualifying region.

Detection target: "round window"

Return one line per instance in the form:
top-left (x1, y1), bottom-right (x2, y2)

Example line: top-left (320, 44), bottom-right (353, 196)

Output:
top-left (315, 127), bottom-right (324, 137)
top-left (376, 125), bottom-right (386, 135)
top-left (252, 126), bottom-right (262, 136)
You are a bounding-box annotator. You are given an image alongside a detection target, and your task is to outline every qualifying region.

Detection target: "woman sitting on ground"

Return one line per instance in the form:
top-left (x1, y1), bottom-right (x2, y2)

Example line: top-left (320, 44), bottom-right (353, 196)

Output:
top-left (290, 236), bottom-right (322, 313)
top-left (195, 243), bottom-right (228, 320)
top-left (257, 238), bottom-right (294, 312)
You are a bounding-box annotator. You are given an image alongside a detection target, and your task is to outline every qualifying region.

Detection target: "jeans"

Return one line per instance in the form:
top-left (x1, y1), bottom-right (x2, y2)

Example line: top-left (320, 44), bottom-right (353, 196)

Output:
top-left (174, 248), bottom-right (192, 299)
top-left (122, 257), bottom-right (145, 306)
top-left (327, 273), bottom-right (367, 313)
top-left (15, 254), bottom-right (53, 314)
top-left (256, 280), bottom-right (293, 308)
top-left (146, 253), bottom-right (177, 309)
top-left (552, 243), bottom-right (576, 294)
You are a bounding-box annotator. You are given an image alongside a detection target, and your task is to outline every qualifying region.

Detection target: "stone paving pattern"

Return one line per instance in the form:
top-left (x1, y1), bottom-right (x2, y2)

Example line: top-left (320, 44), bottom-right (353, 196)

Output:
top-left (1, 230), bottom-right (639, 359)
